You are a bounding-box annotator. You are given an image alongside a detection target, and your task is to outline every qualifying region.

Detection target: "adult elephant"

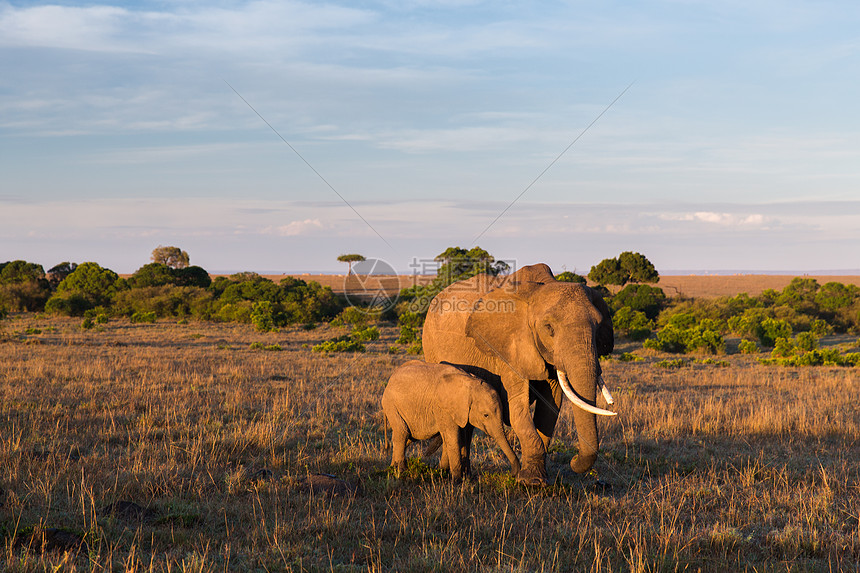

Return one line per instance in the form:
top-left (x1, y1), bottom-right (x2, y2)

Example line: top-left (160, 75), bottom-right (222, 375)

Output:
top-left (422, 263), bottom-right (616, 485)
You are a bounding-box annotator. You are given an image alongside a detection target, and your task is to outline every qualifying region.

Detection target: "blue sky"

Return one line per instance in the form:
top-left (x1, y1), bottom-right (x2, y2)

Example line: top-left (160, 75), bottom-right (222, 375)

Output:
top-left (1, 0), bottom-right (859, 274)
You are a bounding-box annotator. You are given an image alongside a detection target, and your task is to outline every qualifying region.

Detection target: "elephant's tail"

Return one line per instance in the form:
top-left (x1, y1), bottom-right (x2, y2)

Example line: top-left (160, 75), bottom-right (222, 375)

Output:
top-left (422, 434), bottom-right (443, 458)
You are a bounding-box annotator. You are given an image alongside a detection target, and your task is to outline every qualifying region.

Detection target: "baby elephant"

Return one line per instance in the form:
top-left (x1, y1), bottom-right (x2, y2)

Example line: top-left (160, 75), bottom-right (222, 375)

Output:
top-left (382, 360), bottom-right (520, 480)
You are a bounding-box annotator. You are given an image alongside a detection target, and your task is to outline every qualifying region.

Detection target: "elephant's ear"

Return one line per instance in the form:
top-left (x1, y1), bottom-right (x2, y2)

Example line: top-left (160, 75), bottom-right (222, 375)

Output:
top-left (465, 283), bottom-right (547, 380)
top-left (441, 373), bottom-right (471, 427)
top-left (585, 286), bottom-right (614, 357)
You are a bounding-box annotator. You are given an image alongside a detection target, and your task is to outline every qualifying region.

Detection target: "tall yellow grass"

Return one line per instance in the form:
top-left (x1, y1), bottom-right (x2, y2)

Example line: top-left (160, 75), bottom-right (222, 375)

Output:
top-left (1, 315), bottom-right (858, 571)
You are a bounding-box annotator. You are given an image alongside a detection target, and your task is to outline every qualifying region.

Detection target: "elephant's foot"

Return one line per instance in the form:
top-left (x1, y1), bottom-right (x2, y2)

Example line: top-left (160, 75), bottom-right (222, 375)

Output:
top-left (570, 453), bottom-right (597, 474)
top-left (390, 461), bottom-right (406, 477)
top-left (515, 463), bottom-right (548, 487)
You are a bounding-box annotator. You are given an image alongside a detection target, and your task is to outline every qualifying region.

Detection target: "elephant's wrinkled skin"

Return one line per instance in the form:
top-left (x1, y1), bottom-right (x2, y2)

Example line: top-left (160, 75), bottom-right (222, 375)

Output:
top-left (382, 360), bottom-right (520, 480)
top-left (422, 263), bottom-right (615, 485)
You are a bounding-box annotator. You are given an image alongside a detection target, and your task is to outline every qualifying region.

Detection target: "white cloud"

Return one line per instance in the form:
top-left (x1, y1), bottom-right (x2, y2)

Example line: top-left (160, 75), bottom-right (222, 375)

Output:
top-left (660, 211), bottom-right (768, 226)
top-left (263, 219), bottom-right (325, 236)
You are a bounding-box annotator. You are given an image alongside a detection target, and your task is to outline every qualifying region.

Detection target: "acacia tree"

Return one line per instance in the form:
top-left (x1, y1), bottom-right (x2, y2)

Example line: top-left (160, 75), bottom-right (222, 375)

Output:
top-left (589, 251), bottom-right (659, 286)
top-left (337, 254), bottom-right (366, 274)
top-left (151, 246), bottom-right (190, 269)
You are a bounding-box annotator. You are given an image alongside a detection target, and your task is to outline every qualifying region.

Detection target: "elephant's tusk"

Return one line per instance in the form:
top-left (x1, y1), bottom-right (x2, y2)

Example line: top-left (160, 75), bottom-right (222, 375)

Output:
top-left (598, 376), bottom-right (615, 405)
top-left (557, 371), bottom-right (617, 417)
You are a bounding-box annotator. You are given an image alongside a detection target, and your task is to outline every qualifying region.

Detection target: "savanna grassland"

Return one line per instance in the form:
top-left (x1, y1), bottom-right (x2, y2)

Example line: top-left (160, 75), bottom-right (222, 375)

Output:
top-left (1, 315), bottom-right (859, 572)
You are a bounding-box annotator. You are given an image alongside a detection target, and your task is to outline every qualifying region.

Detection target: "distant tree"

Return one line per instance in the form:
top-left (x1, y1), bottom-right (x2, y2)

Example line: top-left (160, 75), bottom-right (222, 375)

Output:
top-left (47, 262), bottom-right (78, 289)
top-left (610, 284), bottom-right (667, 320)
top-left (53, 262), bottom-right (123, 309)
top-left (555, 271), bottom-right (587, 284)
top-left (128, 263), bottom-right (176, 288)
top-left (174, 266), bottom-right (211, 288)
top-left (0, 260), bottom-right (45, 284)
top-left (618, 252), bottom-right (659, 284)
top-left (0, 260), bottom-right (51, 312)
top-left (337, 254), bottom-right (366, 273)
top-left (776, 277), bottom-right (819, 314)
top-left (151, 245), bottom-right (190, 269)
top-left (589, 251), bottom-right (659, 286)
top-left (815, 282), bottom-right (859, 312)
top-left (397, 246), bottom-right (509, 317)
top-left (434, 246), bottom-right (509, 285)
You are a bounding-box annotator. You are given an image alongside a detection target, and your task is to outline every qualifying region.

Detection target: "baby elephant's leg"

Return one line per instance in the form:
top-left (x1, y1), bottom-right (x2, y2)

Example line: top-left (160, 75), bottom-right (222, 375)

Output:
top-left (460, 425), bottom-right (474, 477)
top-left (388, 415), bottom-right (410, 476)
top-left (441, 426), bottom-right (463, 480)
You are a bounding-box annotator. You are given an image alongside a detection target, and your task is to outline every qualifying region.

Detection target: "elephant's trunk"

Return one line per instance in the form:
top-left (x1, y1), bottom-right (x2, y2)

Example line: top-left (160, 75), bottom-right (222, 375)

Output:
top-left (557, 366), bottom-right (611, 474)
top-left (484, 420), bottom-right (520, 476)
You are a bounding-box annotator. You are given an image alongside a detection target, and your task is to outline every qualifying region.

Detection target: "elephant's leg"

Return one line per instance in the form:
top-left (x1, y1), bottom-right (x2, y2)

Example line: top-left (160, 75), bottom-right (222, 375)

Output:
top-left (441, 427), bottom-right (463, 481)
top-left (389, 417), bottom-right (410, 476)
top-left (460, 425), bottom-right (474, 477)
top-left (439, 439), bottom-right (450, 470)
top-left (508, 384), bottom-right (548, 485)
top-left (532, 379), bottom-right (563, 452)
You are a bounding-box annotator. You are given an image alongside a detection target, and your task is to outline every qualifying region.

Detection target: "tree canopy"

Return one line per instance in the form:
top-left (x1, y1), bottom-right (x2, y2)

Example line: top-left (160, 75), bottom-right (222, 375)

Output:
top-left (434, 246), bottom-right (509, 284)
top-left (337, 254), bottom-right (366, 273)
top-left (151, 246), bottom-right (190, 269)
top-left (588, 251), bottom-right (659, 286)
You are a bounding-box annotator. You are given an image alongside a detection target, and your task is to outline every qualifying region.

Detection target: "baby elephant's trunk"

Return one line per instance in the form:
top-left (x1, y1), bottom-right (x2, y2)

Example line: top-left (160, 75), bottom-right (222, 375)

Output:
top-left (483, 419), bottom-right (521, 476)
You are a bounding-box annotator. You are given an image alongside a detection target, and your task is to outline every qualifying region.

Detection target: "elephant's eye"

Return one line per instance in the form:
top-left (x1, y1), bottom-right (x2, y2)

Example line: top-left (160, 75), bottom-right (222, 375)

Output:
top-left (544, 323), bottom-right (554, 337)
top-left (483, 413), bottom-right (489, 418)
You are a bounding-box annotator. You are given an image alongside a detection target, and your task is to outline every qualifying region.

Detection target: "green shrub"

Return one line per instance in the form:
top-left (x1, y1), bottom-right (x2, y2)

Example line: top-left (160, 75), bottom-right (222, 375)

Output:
top-left (251, 301), bottom-right (276, 332)
top-left (331, 306), bottom-right (368, 328)
top-left (81, 317), bottom-right (95, 330)
top-left (612, 307), bottom-right (653, 341)
top-left (654, 358), bottom-right (687, 369)
top-left (215, 302), bottom-right (253, 324)
top-left (695, 358), bottom-right (730, 367)
top-left (130, 311), bottom-right (157, 324)
top-left (760, 348), bottom-right (859, 367)
top-left (250, 341), bottom-right (283, 351)
top-left (406, 341), bottom-right (424, 355)
top-left (794, 331), bottom-right (819, 352)
top-left (617, 352), bottom-right (643, 362)
top-left (771, 337), bottom-right (796, 358)
top-left (555, 271), bottom-right (586, 284)
top-left (756, 318), bottom-right (792, 348)
top-left (113, 286), bottom-right (214, 319)
top-left (396, 311), bottom-right (423, 344)
top-left (643, 318), bottom-right (724, 354)
top-left (351, 326), bottom-right (380, 342)
top-left (44, 292), bottom-right (93, 317)
top-left (312, 335), bottom-right (365, 353)
top-left (611, 284), bottom-right (666, 320)
top-left (738, 339), bottom-right (758, 354)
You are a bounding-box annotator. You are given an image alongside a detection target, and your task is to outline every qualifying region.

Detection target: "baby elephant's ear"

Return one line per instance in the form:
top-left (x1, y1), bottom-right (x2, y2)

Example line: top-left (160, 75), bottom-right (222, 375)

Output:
top-left (441, 374), bottom-right (471, 427)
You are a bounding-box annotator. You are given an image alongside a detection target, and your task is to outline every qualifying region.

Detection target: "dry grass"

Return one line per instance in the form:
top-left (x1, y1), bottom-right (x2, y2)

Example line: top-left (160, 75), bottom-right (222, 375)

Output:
top-left (1, 315), bottom-right (858, 571)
